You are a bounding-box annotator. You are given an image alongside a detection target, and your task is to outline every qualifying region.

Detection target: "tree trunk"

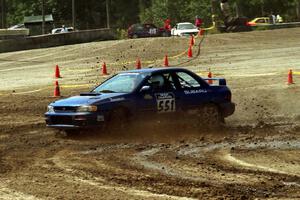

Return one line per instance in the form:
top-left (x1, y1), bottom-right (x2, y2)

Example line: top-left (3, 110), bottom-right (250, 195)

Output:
top-left (235, 1), bottom-right (242, 17)
top-left (42, 0), bottom-right (45, 34)
top-left (106, 0), bottom-right (110, 28)
top-left (296, 1), bottom-right (300, 20)
top-left (72, 0), bottom-right (76, 29)
top-left (261, 0), bottom-right (265, 16)
top-left (1, 0), bottom-right (6, 28)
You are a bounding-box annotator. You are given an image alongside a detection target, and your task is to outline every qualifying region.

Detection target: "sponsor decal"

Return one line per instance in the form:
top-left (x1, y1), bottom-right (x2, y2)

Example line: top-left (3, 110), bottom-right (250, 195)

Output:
top-left (184, 89), bottom-right (207, 95)
top-left (97, 115), bottom-right (105, 122)
top-left (110, 97), bottom-right (125, 102)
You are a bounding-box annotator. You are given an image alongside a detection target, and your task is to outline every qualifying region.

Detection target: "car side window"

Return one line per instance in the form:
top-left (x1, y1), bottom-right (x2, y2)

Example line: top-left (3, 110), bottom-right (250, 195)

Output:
top-left (134, 24), bottom-right (143, 31)
top-left (162, 73), bottom-right (176, 90)
top-left (176, 72), bottom-right (201, 89)
top-left (148, 73), bottom-right (175, 91)
top-left (257, 19), bottom-right (264, 23)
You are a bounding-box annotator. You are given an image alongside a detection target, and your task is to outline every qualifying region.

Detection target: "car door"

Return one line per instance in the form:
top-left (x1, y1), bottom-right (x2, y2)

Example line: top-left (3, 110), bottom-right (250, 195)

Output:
top-left (144, 24), bottom-right (158, 37)
top-left (133, 24), bottom-right (146, 37)
top-left (173, 71), bottom-right (211, 112)
top-left (136, 72), bottom-right (179, 120)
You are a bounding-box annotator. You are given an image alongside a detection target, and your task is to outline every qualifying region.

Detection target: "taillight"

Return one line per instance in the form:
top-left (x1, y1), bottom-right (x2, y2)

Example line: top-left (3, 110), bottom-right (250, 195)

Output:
top-left (225, 93), bottom-right (232, 101)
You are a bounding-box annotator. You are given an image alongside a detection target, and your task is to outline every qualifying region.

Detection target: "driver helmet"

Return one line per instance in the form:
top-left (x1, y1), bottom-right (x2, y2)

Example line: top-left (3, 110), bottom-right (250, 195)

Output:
top-left (150, 75), bottom-right (164, 87)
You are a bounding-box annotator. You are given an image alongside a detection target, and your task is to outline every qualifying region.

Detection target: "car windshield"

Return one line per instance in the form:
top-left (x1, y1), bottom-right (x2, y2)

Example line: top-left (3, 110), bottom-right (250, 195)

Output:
top-left (93, 73), bottom-right (145, 93)
top-left (178, 23), bottom-right (196, 30)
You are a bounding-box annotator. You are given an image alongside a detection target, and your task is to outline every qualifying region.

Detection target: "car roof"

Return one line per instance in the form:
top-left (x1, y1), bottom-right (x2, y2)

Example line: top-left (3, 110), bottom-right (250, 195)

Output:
top-left (119, 67), bottom-right (191, 74)
top-left (251, 17), bottom-right (269, 21)
top-left (131, 23), bottom-right (155, 26)
top-left (177, 22), bottom-right (193, 25)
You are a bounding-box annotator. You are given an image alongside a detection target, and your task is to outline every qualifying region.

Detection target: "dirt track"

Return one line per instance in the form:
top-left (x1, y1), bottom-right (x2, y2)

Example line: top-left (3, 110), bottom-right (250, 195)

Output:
top-left (0, 28), bottom-right (300, 199)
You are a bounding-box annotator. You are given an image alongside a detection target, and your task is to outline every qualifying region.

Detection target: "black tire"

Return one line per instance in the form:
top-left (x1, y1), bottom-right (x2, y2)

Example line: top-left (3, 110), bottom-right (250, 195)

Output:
top-left (225, 16), bottom-right (248, 26)
top-left (106, 108), bottom-right (130, 133)
top-left (162, 32), bottom-right (169, 37)
top-left (198, 104), bottom-right (223, 129)
top-left (227, 25), bottom-right (252, 33)
top-left (226, 26), bottom-right (234, 32)
top-left (64, 129), bottom-right (80, 137)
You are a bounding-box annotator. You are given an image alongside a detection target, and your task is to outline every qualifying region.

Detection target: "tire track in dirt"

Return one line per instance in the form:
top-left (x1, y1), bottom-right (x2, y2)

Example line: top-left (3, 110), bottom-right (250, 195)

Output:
top-left (44, 135), bottom-right (300, 197)
top-left (48, 147), bottom-right (196, 200)
top-left (223, 152), bottom-right (300, 177)
top-left (0, 183), bottom-right (42, 200)
top-left (132, 138), bottom-right (300, 181)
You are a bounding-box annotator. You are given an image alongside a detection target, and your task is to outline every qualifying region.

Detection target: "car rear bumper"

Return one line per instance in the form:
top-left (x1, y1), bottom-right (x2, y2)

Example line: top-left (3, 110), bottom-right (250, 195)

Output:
top-left (180, 32), bottom-right (198, 36)
top-left (45, 112), bottom-right (105, 129)
top-left (219, 102), bottom-right (235, 118)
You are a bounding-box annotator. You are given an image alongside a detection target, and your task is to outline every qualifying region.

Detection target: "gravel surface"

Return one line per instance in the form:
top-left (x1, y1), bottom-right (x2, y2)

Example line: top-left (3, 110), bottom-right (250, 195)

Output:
top-left (0, 28), bottom-right (299, 199)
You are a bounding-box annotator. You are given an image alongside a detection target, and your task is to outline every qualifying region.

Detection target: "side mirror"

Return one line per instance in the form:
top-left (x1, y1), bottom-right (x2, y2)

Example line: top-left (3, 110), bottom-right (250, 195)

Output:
top-left (140, 85), bottom-right (151, 93)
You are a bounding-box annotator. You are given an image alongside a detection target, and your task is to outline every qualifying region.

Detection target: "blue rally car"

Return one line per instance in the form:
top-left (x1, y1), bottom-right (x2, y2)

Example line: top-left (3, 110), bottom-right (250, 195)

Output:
top-left (45, 68), bottom-right (235, 134)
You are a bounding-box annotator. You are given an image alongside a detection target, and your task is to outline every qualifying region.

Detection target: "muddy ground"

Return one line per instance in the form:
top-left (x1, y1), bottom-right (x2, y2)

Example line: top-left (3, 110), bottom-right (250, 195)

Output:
top-left (0, 28), bottom-right (300, 199)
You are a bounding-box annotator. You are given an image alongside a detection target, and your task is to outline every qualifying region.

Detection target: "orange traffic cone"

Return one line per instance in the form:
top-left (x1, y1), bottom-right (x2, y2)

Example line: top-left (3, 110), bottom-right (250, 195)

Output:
top-left (188, 45), bottom-right (193, 58)
top-left (55, 65), bottom-right (61, 78)
top-left (102, 62), bottom-right (108, 75)
top-left (164, 55), bottom-right (169, 67)
top-left (208, 71), bottom-right (213, 84)
top-left (287, 69), bottom-right (294, 84)
top-left (53, 81), bottom-right (61, 97)
top-left (136, 58), bottom-right (141, 69)
top-left (190, 35), bottom-right (195, 46)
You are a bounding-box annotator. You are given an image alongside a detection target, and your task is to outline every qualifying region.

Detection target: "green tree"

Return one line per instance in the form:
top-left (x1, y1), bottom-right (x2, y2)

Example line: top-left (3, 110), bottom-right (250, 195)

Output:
top-left (4, 0), bottom-right (300, 29)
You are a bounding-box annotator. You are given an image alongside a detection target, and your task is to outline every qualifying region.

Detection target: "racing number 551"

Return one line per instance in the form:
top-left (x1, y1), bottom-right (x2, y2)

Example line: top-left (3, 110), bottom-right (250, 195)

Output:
top-left (157, 99), bottom-right (175, 113)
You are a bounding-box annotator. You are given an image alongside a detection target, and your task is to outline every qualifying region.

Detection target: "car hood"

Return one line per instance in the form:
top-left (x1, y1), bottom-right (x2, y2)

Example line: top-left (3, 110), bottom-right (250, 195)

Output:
top-left (51, 93), bottom-right (127, 106)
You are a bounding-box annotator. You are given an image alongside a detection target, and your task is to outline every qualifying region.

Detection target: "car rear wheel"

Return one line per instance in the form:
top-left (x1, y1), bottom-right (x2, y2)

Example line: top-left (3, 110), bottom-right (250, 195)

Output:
top-left (162, 32), bottom-right (169, 37)
top-left (198, 104), bottom-right (223, 129)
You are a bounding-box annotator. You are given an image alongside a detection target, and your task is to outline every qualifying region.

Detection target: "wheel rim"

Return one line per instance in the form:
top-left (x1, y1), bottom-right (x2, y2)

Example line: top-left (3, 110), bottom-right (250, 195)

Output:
top-left (200, 104), bottom-right (220, 127)
top-left (108, 109), bottom-right (128, 132)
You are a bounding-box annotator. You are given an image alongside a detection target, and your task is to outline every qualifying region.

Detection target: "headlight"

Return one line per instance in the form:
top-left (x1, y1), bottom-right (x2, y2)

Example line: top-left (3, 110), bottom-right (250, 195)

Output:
top-left (47, 106), bottom-right (54, 113)
top-left (76, 105), bottom-right (98, 112)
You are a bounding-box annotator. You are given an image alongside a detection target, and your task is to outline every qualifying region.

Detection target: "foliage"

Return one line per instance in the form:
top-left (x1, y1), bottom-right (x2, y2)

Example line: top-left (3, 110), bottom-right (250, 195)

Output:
top-left (3, 0), bottom-right (300, 29)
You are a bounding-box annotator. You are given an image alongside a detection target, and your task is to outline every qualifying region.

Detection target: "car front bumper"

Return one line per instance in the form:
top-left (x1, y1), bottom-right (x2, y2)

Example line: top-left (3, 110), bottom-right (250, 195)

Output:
top-left (219, 102), bottom-right (235, 118)
top-left (178, 31), bottom-right (199, 36)
top-left (45, 112), bottom-right (105, 129)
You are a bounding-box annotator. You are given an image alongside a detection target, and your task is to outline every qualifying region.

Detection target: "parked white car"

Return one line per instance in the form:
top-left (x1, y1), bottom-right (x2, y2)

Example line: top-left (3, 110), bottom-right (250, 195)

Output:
top-left (8, 24), bottom-right (26, 30)
top-left (171, 22), bottom-right (199, 36)
top-left (51, 27), bottom-right (74, 34)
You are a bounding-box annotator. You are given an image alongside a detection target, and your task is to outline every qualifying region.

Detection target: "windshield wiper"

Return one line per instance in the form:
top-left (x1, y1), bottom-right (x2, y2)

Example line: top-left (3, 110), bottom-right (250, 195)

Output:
top-left (80, 92), bottom-right (101, 96)
top-left (98, 90), bottom-right (116, 93)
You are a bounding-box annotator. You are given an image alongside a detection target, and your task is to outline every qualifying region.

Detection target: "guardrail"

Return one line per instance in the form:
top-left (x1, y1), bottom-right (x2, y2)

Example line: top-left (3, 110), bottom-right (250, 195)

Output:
top-left (0, 28), bottom-right (116, 53)
top-left (251, 22), bottom-right (300, 30)
top-left (0, 29), bottom-right (30, 40)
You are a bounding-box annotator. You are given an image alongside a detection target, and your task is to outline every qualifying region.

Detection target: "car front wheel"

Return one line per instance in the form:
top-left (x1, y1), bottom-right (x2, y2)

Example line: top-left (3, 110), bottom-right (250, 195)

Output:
top-left (106, 108), bottom-right (130, 134)
top-left (63, 129), bottom-right (80, 137)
